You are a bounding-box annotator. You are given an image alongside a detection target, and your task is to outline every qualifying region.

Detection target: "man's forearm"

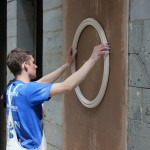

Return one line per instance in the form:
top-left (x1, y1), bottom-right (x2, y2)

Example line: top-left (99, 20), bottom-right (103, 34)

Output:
top-left (62, 58), bottom-right (96, 90)
top-left (37, 63), bottom-right (70, 83)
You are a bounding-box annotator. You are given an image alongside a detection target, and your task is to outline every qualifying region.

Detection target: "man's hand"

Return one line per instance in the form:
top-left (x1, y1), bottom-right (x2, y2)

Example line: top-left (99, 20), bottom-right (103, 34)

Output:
top-left (66, 48), bottom-right (76, 66)
top-left (90, 43), bottom-right (110, 62)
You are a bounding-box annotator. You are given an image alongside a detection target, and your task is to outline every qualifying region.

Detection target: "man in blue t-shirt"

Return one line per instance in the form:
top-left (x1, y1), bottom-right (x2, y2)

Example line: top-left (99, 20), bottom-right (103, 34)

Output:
top-left (6, 44), bottom-right (109, 149)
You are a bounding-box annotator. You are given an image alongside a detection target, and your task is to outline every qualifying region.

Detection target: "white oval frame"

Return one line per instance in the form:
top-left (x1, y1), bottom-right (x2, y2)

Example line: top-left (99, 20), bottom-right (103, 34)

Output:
top-left (71, 18), bottom-right (109, 108)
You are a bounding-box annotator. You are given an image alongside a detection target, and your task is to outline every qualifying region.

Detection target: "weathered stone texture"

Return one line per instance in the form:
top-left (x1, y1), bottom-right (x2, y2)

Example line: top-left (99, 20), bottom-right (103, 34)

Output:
top-left (130, 0), bottom-right (150, 21)
top-left (128, 21), bottom-right (143, 54)
top-left (128, 0), bottom-right (150, 149)
top-left (43, 1), bottom-right (63, 150)
top-left (128, 54), bottom-right (150, 88)
top-left (142, 89), bottom-right (150, 124)
top-left (43, 7), bottom-right (63, 33)
top-left (43, 0), bottom-right (62, 11)
top-left (128, 119), bottom-right (150, 150)
top-left (128, 87), bottom-right (142, 121)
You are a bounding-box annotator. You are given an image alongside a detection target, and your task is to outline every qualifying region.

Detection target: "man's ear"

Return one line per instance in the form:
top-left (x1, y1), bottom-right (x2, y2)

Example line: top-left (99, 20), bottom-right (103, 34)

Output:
top-left (22, 62), bottom-right (28, 72)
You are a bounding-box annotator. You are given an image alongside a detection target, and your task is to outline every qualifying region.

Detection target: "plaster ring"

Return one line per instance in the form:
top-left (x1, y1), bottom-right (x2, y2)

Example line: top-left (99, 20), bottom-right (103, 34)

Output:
top-left (71, 18), bottom-right (109, 108)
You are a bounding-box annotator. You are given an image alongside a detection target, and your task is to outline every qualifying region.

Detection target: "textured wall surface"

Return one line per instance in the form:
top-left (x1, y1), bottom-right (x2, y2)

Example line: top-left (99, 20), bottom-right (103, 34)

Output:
top-left (43, 0), bottom-right (64, 149)
top-left (7, 0), bottom-right (34, 82)
top-left (7, 0), bottom-right (17, 82)
top-left (17, 0), bottom-right (34, 52)
top-left (128, 0), bottom-right (150, 149)
top-left (63, 0), bottom-right (128, 150)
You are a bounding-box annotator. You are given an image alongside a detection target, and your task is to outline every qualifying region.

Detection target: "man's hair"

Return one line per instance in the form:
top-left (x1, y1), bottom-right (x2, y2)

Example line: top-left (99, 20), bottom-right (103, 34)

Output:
top-left (7, 48), bottom-right (32, 76)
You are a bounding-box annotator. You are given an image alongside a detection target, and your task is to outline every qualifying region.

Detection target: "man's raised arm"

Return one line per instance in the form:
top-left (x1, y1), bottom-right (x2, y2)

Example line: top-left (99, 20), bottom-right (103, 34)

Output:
top-left (37, 48), bottom-right (74, 83)
top-left (50, 44), bottom-right (109, 96)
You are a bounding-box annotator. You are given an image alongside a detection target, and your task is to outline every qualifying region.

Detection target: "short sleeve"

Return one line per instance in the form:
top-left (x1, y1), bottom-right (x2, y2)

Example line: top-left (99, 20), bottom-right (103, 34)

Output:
top-left (25, 81), bottom-right (52, 106)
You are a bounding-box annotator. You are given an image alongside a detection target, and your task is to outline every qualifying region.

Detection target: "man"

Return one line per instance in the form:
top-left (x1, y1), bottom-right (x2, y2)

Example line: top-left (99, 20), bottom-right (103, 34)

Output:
top-left (6, 44), bottom-right (109, 150)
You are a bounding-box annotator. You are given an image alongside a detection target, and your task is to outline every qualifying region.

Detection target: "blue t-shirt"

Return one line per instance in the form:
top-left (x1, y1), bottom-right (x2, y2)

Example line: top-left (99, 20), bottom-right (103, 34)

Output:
top-left (6, 80), bottom-right (52, 149)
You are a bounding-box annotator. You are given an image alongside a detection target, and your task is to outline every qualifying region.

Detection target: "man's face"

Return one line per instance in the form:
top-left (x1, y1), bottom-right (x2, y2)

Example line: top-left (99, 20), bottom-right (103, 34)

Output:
top-left (26, 55), bottom-right (37, 80)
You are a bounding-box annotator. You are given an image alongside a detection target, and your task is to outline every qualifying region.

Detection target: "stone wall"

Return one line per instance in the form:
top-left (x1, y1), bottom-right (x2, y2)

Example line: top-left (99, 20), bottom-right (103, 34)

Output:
top-left (7, 0), bottom-right (17, 81)
top-left (128, 0), bottom-right (150, 149)
top-left (7, 0), bottom-right (34, 82)
top-left (43, 0), bottom-right (64, 149)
